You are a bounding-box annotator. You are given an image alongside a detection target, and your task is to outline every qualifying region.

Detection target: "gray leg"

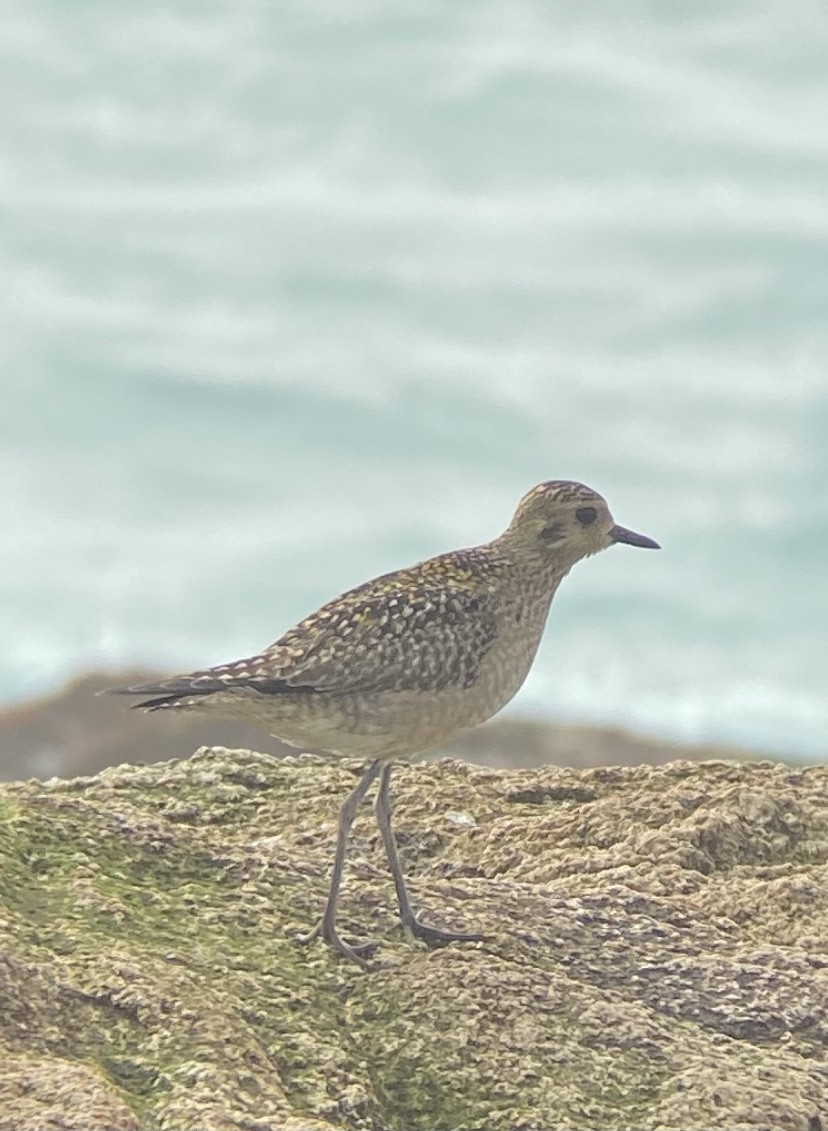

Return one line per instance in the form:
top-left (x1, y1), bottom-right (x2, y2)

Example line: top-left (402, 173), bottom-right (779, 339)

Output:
top-left (298, 759), bottom-right (382, 965)
top-left (374, 763), bottom-right (483, 948)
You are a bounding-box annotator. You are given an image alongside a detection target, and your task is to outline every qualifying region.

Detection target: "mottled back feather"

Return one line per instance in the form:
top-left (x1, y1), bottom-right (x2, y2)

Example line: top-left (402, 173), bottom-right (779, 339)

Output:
top-left (117, 550), bottom-right (502, 707)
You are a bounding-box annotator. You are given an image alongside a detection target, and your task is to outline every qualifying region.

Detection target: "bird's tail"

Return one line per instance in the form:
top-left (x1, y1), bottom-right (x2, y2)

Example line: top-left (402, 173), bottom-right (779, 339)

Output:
top-left (98, 678), bottom-right (223, 712)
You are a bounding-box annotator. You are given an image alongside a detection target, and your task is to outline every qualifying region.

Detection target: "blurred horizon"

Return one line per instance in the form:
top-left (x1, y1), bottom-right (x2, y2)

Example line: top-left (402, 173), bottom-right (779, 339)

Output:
top-left (3, 0), bottom-right (827, 760)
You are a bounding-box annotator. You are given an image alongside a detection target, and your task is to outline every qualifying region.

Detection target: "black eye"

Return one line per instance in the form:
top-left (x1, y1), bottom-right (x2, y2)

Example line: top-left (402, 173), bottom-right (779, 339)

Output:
top-left (576, 506), bottom-right (597, 526)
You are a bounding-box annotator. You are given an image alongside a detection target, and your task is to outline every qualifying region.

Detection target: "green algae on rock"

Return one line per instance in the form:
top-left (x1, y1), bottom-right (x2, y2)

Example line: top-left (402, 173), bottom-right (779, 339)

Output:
top-left (1, 748), bottom-right (827, 1130)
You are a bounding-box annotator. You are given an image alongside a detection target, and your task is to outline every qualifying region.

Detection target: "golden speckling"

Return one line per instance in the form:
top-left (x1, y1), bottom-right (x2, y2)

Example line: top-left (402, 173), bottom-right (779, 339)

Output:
top-left (112, 479), bottom-right (658, 728)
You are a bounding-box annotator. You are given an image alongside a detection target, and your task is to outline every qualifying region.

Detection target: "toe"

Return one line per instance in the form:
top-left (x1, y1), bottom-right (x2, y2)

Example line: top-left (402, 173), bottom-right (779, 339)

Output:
top-left (297, 918), bottom-right (379, 965)
top-left (404, 911), bottom-right (483, 947)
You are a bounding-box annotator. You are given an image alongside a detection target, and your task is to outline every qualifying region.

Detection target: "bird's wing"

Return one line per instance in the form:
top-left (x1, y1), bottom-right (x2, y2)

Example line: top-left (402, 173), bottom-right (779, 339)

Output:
top-left (110, 557), bottom-right (500, 704)
top-left (266, 567), bottom-right (499, 695)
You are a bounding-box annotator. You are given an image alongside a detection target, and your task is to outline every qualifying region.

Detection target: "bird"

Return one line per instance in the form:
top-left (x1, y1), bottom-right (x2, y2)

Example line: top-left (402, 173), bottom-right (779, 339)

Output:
top-left (108, 480), bottom-right (660, 964)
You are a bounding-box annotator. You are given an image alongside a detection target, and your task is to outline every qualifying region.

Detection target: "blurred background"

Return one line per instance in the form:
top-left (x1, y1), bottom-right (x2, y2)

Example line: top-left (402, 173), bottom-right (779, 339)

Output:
top-left (3, 0), bottom-right (827, 780)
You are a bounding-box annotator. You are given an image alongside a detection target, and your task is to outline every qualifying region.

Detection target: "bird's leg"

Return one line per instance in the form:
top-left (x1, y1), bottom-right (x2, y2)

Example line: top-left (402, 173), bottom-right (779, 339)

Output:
top-left (298, 758), bottom-right (382, 965)
top-left (374, 763), bottom-right (483, 947)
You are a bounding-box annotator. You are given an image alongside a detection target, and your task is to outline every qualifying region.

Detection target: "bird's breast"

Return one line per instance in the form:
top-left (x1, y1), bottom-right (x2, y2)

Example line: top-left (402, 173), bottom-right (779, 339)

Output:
top-left (470, 597), bottom-right (551, 718)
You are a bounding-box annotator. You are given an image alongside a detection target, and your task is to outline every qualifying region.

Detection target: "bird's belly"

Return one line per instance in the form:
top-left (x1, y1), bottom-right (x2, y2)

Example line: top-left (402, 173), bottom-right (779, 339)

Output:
top-left (260, 688), bottom-right (499, 760)
top-left (279, 663), bottom-right (533, 760)
top-left (206, 678), bottom-right (520, 760)
top-left (202, 614), bottom-right (545, 759)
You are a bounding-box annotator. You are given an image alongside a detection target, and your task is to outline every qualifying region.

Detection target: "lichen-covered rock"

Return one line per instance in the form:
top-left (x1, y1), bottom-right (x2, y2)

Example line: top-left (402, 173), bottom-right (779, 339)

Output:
top-left (1, 748), bottom-right (826, 1130)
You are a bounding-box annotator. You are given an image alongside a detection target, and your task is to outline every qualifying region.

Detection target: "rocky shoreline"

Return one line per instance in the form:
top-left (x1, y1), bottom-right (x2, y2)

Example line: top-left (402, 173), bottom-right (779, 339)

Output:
top-left (1, 748), bottom-right (826, 1129)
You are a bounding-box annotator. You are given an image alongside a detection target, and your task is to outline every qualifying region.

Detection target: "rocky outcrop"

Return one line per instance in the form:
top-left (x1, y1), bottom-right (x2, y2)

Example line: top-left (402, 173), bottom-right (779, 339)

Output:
top-left (1, 749), bottom-right (826, 1130)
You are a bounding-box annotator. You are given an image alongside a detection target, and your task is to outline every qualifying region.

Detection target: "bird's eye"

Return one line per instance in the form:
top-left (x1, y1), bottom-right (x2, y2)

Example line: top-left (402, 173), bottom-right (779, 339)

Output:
top-left (576, 506), bottom-right (597, 526)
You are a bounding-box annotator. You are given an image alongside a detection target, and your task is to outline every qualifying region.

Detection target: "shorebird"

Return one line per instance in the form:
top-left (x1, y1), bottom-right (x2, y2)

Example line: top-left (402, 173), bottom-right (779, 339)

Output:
top-left (109, 480), bottom-right (659, 964)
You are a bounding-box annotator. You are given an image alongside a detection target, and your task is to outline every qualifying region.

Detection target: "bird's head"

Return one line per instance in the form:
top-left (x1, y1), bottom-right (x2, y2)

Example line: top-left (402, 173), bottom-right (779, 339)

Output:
top-left (503, 480), bottom-right (660, 569)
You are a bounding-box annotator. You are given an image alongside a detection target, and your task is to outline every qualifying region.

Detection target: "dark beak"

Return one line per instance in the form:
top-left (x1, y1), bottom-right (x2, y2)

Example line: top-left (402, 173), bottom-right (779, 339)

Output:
top-left (610, 524), bottom-right (661, 550)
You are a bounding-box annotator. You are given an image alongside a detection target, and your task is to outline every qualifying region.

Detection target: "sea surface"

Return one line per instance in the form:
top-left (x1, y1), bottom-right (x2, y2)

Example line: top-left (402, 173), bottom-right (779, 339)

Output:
top-left (3, 1), bottom-right (827, 759)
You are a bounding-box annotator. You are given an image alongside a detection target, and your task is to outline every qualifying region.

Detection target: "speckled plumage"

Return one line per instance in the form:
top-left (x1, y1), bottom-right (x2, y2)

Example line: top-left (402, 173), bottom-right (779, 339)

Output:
top-left (109, 480), bottom-right (659, 962)
top-left (143, 549), bottom-right (506, 702)
top-left (124, 544), bottom-right (544, 757)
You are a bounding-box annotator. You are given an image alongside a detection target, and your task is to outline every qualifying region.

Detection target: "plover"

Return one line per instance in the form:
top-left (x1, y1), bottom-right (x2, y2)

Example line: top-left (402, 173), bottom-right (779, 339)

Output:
top-left (110, 480), bottom-right (659, 963)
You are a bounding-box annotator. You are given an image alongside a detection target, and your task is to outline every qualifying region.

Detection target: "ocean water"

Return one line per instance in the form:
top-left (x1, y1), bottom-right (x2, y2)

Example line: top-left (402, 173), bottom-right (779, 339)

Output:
top-left (3, 1), bottom-right (827, 759)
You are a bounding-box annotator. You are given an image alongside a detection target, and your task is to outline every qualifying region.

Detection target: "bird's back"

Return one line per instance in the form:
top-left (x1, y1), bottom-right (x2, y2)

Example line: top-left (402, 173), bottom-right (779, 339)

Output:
top-left (111, 540), bottom-right (560, 758)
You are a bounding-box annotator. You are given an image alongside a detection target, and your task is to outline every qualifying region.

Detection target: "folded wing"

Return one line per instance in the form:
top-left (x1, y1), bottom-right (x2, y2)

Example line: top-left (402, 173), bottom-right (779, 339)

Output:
top-left (107, 560), bottom-right (499, 711)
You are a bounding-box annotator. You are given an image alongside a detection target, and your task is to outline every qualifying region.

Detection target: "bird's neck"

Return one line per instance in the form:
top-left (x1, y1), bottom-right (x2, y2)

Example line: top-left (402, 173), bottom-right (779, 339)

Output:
top-left (525, 561), bottom-right (571, 612)
top-left (493, 541), bottom-right (573, 618)
top-left (493, 534), bottom-right (574, 591)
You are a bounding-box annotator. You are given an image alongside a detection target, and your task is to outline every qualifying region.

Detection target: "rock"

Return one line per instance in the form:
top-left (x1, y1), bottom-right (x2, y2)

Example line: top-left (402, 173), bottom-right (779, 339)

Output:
top-left (1, 749), bottom-right (826, 1130)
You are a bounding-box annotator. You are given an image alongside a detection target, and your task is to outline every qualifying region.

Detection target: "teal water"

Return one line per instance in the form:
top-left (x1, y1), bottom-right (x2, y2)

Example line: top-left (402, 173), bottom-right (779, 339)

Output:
top-left (3, 2), bottom-right (827, 758)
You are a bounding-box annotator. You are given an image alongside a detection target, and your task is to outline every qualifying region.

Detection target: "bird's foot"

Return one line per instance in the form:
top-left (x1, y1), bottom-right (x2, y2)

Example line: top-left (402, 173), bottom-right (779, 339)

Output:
top-left (402, 909), bottom-right (483, 948)
top-left (297, 916), bottom-right (379, 966)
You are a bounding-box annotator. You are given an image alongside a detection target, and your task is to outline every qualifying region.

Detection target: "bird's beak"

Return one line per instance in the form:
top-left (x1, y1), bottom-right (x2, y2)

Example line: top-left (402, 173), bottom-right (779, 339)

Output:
top-left (610, 524), bottom-right (661, 550)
